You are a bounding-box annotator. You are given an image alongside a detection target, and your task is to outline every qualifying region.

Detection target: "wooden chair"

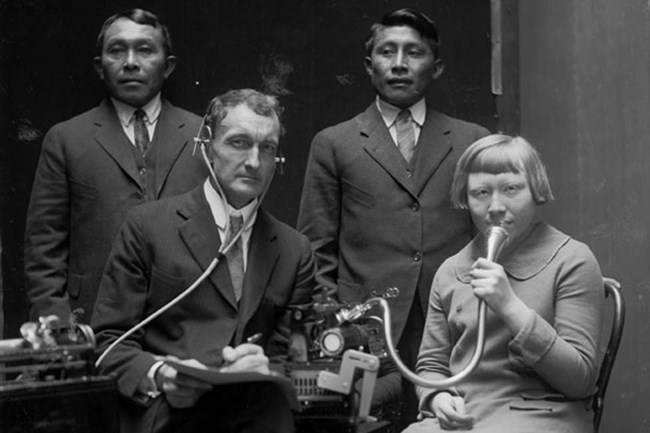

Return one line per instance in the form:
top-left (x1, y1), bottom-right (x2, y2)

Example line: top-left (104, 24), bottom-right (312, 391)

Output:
top-left (593, 279), bottom-right (625, 433)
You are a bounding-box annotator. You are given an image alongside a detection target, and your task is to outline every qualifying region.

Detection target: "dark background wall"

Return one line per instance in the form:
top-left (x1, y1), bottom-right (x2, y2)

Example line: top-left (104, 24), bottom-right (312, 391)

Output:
top-left (0, 1), bottom-right (494, 335)
top-left (518, 1), bottom-right (649, 432)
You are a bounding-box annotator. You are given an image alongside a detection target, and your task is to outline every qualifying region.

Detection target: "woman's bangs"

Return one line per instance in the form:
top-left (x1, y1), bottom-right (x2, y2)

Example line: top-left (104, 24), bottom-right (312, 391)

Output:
top-left (470, 145), bottom-right (524, 174)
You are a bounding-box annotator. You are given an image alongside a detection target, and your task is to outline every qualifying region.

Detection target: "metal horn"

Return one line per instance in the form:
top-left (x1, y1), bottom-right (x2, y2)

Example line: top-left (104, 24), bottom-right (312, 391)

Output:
top-left (367, 225), bottom-right (509, 389)
top-left (485, 225), bottom-right (509, 262)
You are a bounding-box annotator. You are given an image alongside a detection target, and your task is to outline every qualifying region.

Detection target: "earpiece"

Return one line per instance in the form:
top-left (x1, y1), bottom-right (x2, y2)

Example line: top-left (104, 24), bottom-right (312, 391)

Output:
top-left (192, 116), bottom-right (212, 156)
top-left (275, 154), bottom-right (286, 174)
top-left (192, 136), bottom-right (208, 156)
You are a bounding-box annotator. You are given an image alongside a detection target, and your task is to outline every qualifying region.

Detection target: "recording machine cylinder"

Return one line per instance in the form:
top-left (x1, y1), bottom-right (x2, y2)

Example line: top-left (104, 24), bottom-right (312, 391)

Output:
top-left (319, 325), bottom-right (370, 357)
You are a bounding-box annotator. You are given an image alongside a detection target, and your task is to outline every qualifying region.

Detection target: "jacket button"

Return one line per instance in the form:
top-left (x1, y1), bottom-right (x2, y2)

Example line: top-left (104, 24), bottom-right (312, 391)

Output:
top-left (411, 202), bottom-right (420, 211)
top-left (406, 170), bottom-right (412, 178)
top-left (139, 168), bottom-right (146, 175)
top-left (413, 251), bottom-right (421, 262)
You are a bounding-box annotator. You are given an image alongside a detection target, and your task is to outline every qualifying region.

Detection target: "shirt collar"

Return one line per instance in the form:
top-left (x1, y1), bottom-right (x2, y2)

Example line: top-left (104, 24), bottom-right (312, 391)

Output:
top-left (375, 96), bottom-right (426, 128)
top-left (203, 179), bottom-right (258, 231)
top-left (112, 92), bottom-right (162, 127)
top-left (454, 222), bottom-right (571, 282)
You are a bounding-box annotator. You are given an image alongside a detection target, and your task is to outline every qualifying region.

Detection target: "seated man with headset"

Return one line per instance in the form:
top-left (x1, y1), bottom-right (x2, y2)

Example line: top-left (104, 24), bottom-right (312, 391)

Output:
top-left (91, 89), bottom-right (317, 433)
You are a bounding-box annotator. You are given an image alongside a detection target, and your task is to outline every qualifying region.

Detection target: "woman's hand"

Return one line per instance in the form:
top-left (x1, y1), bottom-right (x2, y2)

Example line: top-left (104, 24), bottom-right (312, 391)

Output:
top-left (470, 258), bottom-right (516, 315)
top-left (431, 392), bottom-right (474, 430)
top-left (470, 257), bottom-right (533, 334)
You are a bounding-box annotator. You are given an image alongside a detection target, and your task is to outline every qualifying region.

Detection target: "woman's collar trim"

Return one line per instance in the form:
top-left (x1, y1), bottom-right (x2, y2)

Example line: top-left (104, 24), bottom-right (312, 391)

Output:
top-left (455, 222), bottom-right (571, 282)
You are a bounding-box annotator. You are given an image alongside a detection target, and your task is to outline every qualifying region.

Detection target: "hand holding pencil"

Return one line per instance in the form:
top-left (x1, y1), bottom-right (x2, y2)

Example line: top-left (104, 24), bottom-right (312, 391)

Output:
top-left (220, 333), bottom-right (269, 374)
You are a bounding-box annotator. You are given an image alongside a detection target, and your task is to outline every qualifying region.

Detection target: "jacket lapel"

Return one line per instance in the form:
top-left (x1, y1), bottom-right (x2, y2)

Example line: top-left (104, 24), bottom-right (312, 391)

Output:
top-left (358, 104), bottom-right (416, 195)
top-left (154, 100), bottom-right (193, 198)
top-left (93, 99), bottom-right (142, 188)
top-left (412, 109), bottom-right (453, 196)
top-left (178, 187), bottom-right (238, 310)
top-left (238, 210), bottom-right (279, 328)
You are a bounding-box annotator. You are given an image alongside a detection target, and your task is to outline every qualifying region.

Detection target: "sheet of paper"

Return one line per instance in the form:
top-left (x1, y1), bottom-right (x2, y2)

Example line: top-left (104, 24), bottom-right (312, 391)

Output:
top-left (165, 360), bottom-right (298, 410)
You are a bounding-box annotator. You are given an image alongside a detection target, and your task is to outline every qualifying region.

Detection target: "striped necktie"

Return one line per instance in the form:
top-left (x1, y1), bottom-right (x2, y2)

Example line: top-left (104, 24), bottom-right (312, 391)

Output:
top-left (226, 215), bottom-right (245, 302)
top-left (133, 109), bottom-right (150, 156)
top-left (395, 109), bottom-right (415, 163)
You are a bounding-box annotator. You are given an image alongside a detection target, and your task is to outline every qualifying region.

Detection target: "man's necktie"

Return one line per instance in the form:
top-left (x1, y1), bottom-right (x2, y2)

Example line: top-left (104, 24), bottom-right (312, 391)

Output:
top-left (395, 109), bottom-right (416, 164)
top-left (133, 109), bottom-right (150, 156)
top-left (226, 215), bottom-right (245, 302)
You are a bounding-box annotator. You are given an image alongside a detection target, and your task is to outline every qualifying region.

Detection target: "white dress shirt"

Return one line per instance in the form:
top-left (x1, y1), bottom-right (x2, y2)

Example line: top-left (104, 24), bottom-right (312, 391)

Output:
top-left (203, 179), bottom-right (257, 270)
top-left (112, 92), bottom-right (162, 146)
top-left (376, 96), bottom-right (426, 147)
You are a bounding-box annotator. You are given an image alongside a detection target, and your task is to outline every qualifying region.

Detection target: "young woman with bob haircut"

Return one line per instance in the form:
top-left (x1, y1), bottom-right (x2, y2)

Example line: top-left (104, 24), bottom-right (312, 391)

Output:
top-left (403, 134), bottom-right (604, 433)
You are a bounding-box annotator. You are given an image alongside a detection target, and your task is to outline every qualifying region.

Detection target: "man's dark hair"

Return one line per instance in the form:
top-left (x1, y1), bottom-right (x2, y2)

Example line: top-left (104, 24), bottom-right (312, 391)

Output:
top-left (96, 8), bottom-right (173, 57)
top-left (204, 89), bottom-right (284, 137)
top-left (365, 8), bottom-right (441, 58)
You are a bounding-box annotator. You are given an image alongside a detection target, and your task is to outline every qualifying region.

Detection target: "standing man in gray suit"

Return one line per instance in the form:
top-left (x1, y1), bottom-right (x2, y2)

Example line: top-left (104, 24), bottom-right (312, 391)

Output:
top-left (24, 8), bottom-right (208, 325)
top-left (297, 8), bottom-right (489, 426)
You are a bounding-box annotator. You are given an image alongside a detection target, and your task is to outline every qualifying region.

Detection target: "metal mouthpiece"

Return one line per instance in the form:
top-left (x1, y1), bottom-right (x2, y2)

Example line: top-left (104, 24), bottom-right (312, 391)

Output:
top-left (485, 225), bottom-right (509, 262)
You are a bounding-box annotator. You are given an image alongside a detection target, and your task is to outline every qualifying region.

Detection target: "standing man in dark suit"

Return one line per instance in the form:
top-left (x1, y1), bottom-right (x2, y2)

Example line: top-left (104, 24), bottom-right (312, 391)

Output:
top-left (92, 89), bottom-right (316, 433)
top-left (24, 9), bottom-right (208, 325)
top-left (297, 8), bottom-right (489, 425)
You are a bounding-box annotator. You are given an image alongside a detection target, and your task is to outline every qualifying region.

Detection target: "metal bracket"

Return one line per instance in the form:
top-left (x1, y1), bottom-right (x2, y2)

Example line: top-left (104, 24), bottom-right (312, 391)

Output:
top-left (317, 349), bottom-right (380, 421)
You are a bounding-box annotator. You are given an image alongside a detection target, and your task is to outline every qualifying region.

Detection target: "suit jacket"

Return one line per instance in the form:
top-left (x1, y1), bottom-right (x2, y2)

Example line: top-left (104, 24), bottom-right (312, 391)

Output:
top-left (413, 223), bottom-right (604, 433)
top-left (297, 102), bottom-right (489, 342)
top-left (24, 98), bottom-right (208, 324)
top-left (91, 185), bottom-right (317, 433)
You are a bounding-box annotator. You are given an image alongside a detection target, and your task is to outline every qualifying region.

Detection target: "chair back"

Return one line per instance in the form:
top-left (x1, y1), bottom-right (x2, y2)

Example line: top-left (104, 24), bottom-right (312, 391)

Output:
top-left (593, 279), bottom-right (625, 433)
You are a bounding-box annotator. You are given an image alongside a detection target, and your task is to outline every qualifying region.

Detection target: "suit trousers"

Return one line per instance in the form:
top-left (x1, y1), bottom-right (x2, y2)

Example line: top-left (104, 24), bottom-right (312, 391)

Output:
top-left (396, 297), bottom-right (425, 430)
top-left (149, 382), bottom-right (295, 433)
